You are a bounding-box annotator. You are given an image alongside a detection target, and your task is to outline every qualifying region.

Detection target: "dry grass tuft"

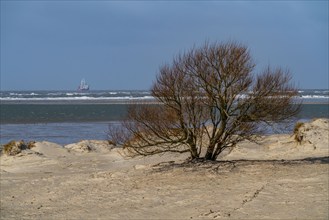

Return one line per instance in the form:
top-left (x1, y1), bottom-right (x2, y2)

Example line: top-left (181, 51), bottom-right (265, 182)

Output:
top-left (293, 122), bottom-right (305, 144)
top-left (1, 140), bottom-right (36, 156)
top-left (2, 141), bottom-right (26, 156)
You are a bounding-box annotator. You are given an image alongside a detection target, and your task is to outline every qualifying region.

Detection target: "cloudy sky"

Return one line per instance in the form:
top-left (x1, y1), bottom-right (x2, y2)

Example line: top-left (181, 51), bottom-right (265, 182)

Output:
top-left (1, 1), bottom-right (328, 90)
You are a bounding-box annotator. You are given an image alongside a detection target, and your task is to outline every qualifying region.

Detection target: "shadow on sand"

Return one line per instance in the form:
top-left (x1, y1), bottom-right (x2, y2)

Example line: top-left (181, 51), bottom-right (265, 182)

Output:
top-left (151, 156), bottom-right (329, 173)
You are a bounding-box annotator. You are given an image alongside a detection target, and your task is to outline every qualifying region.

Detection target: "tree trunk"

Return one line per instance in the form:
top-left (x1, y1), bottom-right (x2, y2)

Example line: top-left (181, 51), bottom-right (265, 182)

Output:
top-left (189, 143), bottom-right (199, 159)
top-left (187, 134), bottom-right (199, 159)
top-left (205, 144), bottom-right (216, 160)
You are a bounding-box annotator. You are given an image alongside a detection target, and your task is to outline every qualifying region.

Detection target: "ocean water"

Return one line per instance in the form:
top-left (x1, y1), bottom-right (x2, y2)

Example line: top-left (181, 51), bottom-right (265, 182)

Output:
top-left (0, 90), bottom-right (154, 102)
top-left (1, 90), bottom-right (328, 145)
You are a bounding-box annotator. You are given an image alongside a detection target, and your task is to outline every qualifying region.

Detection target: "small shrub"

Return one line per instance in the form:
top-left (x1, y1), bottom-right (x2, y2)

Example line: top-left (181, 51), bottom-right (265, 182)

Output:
top-left (109, 41), bottom-right (301, 161)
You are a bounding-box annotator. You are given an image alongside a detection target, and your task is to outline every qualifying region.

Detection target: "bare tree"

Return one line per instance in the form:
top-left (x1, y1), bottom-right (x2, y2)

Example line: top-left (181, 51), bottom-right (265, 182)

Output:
top-left (109, 41), bottom-right (300, 161)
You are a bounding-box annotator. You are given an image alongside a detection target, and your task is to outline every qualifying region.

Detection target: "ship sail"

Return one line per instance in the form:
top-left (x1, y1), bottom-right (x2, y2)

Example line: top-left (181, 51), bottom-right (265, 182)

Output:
top-left (78, 79), bottom-right (90, 91)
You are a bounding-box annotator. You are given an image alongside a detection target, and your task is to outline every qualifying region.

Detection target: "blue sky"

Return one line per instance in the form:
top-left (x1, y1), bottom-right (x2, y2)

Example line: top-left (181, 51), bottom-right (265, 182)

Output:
top-left (1, 1), bottom-right (328, 90)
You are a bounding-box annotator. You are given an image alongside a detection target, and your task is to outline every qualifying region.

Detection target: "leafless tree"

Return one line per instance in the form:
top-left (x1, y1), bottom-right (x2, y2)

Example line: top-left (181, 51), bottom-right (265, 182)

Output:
top-left (109, 41), bottom-right (300, 161)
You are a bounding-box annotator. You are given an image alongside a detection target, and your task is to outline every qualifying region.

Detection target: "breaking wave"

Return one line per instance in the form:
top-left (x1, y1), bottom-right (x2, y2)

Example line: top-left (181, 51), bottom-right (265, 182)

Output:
top-left (1, 89), bottom-right (328, 103)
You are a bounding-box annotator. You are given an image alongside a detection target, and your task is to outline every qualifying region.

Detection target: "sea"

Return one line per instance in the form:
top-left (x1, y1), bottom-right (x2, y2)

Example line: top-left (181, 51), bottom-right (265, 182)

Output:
top-left (0, 89), bottom-right (328, 145)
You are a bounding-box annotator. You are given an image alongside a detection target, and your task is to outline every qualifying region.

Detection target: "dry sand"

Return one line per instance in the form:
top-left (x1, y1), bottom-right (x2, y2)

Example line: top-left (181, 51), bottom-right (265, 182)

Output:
top-left (1, 119), bottom-right (328, 219)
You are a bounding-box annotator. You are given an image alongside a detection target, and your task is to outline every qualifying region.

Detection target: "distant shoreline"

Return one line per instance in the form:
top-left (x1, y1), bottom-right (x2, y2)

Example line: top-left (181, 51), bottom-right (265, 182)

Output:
top-left (1, 99), bottom-right (328, 105)
top-left (0, 99), bottom-right (160, 105)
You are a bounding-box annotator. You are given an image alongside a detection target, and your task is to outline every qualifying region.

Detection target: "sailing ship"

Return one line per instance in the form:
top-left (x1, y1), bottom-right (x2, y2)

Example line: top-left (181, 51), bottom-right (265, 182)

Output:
top-left (78, 79), bottom-right (90, 91)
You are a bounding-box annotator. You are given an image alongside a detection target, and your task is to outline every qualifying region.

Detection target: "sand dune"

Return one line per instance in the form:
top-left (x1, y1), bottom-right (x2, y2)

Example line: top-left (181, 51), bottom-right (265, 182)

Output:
top-left (1, 119), bottom-right (328, 219)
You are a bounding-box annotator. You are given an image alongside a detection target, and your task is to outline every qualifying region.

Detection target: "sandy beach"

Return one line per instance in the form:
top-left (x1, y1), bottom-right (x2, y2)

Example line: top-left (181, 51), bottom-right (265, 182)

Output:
top-left (1, 119), bottom-right (328, 219)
